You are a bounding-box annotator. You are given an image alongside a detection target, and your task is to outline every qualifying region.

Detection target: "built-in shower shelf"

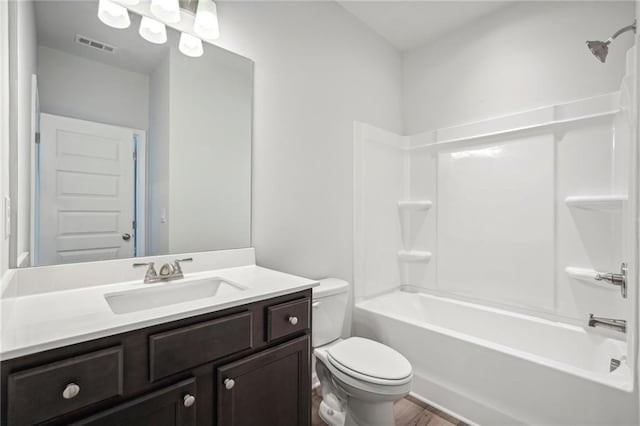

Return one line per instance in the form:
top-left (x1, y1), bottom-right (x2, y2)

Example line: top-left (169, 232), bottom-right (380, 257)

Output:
top-left (397, 200), bottom-right (433, 211)
top-left (565, 195), bottom-right (627, 211)
top-left (565, 267), bottom-right (618, 290)
top-left (398, 250), bottom-right (432, 262)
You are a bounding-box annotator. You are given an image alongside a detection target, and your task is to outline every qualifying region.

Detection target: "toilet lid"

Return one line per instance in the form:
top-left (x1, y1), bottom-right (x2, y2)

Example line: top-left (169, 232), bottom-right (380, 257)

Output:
top-left (327, 337), bottom-right (412, 382)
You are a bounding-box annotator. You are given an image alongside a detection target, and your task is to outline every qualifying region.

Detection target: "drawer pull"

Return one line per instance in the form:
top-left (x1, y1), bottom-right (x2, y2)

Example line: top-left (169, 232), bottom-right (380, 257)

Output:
top-left (62, 382), bottom-right (80, 400)
top-left (224, 378), bottom-right (235, 390)
top-left (288, 316), bottom-right (299, 325)
top-left (183, 394), bottom-right (196, 407)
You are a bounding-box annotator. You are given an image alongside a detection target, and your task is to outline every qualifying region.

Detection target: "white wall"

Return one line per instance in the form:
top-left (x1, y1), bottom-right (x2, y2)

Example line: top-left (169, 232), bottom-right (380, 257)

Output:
top-left (213, 1), bottom-right (403, 282)
top-left (631, 0), bottom-right (640, 407)
top-left (37, 46), bottom-right (149, 131)
top-left (1, 0), bottom-right (10, 277)
top-left (147, 46), bottom-right (252, 256)
top-left (13, 0), bottom-right (37, 267)
top-left (148, 53), bottom-right (170, 255)
top-left (169, 47), bottom-right (252, 253)
top-left (404, 1), bottom-right (636, 134)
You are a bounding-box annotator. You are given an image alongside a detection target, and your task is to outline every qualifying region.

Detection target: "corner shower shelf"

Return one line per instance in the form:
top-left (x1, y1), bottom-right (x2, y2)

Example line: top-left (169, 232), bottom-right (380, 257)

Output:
top-left (398, 250), bottom-right (432, 263)
top-left (397, 200), bottom-right (433, 211)
top-left (565, 267), bottom-right (618, 290)
top-left (564, 195), bottom-right (627, 211)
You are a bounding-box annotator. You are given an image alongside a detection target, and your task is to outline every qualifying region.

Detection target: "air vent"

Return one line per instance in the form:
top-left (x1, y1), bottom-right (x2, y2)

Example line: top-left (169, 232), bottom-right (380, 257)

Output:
top-left (74, 34), bottom-right (117, 54)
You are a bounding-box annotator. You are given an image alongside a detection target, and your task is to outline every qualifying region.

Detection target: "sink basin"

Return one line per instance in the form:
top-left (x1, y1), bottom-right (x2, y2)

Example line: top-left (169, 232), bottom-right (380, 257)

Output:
top-left (105, 277), bottom-right (246, 314)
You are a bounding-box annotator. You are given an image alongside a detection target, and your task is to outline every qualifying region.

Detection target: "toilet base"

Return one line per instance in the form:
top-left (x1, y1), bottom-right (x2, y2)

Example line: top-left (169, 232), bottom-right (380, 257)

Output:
top-left (319, 399), bottom-right (346, 426)
top-left (345, 399), bottom-right (395, 426)
top-left (318, 396), bottom-right (395, 426)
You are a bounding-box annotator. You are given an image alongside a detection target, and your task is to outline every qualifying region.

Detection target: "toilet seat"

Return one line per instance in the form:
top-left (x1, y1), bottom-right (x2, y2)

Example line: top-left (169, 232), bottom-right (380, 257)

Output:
top-left (326, 337), bottom-right (412, 386)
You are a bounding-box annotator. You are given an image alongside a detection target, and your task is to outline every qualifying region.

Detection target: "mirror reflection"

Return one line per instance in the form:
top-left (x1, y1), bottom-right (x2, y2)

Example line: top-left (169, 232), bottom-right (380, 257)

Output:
top-left (10, 0), bottom-right (253, 268)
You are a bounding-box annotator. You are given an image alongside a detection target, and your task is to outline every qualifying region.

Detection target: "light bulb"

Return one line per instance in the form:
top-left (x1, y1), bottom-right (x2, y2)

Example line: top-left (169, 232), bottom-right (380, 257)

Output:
top-left (97, 0), bottom-right (131, 29)
top-left (139, 16), bottom-right (167, 44)
top-left (150, 0), bottom-right (181, 23)
top-left (194, 0), bottom-right (219, 40)
top-left (179, 32), bottom-right (203, 57)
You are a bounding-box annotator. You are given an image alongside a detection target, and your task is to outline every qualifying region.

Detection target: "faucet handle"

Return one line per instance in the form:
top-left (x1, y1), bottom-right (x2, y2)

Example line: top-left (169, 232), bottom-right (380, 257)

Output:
top-left (133, 262), bottom-right (158, 282)
top-left (133, 261), bottom-right (155, 268)
top-left (173, 258), bottom-right (193, 273)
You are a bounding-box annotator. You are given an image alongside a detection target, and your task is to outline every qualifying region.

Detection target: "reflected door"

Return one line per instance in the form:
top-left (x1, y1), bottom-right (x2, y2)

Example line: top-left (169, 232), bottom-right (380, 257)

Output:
top-left (38, 114), bottom-right (135, 266)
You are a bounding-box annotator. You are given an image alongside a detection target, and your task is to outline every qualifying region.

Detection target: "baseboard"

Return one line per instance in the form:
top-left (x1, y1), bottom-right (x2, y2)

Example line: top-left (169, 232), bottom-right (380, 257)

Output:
top-left (410, 371), bottom-right (524, 426)
top-left (408, 391), bottom-right (477, 426)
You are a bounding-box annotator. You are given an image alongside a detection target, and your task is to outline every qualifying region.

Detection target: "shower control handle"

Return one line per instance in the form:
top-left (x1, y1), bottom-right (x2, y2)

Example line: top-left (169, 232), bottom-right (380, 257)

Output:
top-left (595, 262), bottom-right (627, 298)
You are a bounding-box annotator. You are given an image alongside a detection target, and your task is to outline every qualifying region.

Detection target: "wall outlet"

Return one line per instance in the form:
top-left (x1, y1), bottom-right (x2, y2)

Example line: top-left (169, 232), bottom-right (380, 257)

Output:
top-left (4, 196), bottom-right (10, 240)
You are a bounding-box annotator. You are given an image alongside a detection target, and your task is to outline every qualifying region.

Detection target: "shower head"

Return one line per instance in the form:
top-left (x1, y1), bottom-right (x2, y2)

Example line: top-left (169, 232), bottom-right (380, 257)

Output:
top-left (586, 39), bottom-right (611, 63)
top-left (586, 20), bottom-right (636, 63)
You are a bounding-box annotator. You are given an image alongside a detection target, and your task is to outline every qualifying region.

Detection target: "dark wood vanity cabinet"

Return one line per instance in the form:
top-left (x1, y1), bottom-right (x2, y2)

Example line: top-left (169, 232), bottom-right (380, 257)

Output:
top-left (72, 378), bottom-right (197, 426)
top-left (217, 336), bottom-right (310, 426)
top-left (1, 289), bottom-right (312, 426)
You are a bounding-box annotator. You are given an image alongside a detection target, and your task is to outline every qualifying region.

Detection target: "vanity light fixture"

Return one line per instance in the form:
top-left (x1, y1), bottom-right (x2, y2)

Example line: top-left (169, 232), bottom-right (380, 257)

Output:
top-left (97, 0), bottom-right (131, 29)
top-left (139, 16), bottom-right (168, 44)
top-left (193, 0), bottom-right (220, 40)
top-left (98, 0), bottom-right (219, 56)
top-left (150, 0), bottom-right (181, 24)
top-left (179, 32), bottom-right (204, 57)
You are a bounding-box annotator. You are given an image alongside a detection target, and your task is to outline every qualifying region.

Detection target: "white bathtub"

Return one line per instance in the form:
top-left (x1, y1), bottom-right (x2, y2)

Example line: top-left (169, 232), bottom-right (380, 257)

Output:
top-left (353, 290), bottom-right (638, 425)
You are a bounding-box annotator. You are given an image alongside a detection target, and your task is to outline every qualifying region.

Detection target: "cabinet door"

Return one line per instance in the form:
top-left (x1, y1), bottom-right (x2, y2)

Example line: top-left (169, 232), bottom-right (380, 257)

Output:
top-left (72, 378), bottom-right (197, 426)
top-left (217, 336), bottom-right (310, 426)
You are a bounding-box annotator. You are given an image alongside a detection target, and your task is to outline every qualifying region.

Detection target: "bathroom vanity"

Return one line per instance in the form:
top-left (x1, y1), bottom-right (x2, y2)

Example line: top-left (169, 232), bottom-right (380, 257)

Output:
top-left (0, 251), bottom-right (316, 426)
top-left (2, 0), bottom-right (317, 423)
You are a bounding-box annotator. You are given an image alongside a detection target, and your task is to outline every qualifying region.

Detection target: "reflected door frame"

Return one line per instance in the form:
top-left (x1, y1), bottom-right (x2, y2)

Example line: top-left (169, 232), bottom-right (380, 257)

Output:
top-left (35, 114), bottom-right (146, 265)
top-left (28, 74), bottom-right (38, 267)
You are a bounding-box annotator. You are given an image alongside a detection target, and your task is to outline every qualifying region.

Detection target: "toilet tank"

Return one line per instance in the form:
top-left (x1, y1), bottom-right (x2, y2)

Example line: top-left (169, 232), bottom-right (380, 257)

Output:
top-left (312, 278), bottom-right (350, 347)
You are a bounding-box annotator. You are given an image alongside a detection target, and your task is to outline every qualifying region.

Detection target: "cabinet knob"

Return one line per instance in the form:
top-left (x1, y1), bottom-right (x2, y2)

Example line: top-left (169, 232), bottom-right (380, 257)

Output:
top-left (62, 383), bottom-right (80, 400)
top-left (288, 316), bottom-right (298, 325)
top-left (183, 394), bottom-right (196, 408)
top-left (224, 378), bottom-right (235, 390)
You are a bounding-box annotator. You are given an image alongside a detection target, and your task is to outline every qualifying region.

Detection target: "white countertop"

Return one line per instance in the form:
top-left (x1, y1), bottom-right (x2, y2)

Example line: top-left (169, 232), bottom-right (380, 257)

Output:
top-left (1, 265), bottom-right (318, 360)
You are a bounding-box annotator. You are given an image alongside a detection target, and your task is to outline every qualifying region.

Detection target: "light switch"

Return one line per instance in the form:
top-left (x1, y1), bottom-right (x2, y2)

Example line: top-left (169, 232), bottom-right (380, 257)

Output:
top-left (160, 207), bottom-right (167, 223)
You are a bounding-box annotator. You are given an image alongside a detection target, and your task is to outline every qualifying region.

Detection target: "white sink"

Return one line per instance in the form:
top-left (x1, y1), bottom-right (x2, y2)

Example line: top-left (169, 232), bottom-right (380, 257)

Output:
top-left (105, 277), bottom-right (246, 314)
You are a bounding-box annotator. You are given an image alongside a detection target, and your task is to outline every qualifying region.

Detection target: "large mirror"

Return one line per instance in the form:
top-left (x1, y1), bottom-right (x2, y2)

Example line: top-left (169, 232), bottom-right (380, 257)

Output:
top-left (8, 0), bottom-right (253, 268)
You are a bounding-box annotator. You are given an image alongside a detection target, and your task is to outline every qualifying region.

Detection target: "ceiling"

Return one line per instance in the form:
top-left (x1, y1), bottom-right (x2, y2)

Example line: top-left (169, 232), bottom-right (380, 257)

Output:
top-left (34, 0), bottom-right (174, 75)
top-left (337, 1), bottom-right (511, 51)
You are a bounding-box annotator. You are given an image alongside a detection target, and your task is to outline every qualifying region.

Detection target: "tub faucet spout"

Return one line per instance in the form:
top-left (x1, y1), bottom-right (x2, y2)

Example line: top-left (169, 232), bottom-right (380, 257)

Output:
top-left (588, 314), bottom-right (626, 333)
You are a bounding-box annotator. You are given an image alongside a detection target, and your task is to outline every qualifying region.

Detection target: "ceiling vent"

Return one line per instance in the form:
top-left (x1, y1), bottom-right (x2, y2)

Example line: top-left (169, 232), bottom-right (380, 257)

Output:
top-left (74, 34), bottom-right (117, 54)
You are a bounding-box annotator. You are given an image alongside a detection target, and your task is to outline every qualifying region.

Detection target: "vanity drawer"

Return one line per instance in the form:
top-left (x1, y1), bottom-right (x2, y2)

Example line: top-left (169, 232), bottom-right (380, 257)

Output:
top-left (149, 311), bottom-right (253, 381)
top-left (7, 346), bottom-right (124, 425)
top-left (267, 298), bottom-right (310, 342)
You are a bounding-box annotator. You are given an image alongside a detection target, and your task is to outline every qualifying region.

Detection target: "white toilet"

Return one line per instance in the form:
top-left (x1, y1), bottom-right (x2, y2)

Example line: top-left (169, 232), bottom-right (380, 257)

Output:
top-left (313, 278), bottom-right (413, 426)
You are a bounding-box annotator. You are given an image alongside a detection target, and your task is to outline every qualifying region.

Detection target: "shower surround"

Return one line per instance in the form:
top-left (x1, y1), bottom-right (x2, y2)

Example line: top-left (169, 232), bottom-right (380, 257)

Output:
top-left (353, 49), bottom-right (638, 425)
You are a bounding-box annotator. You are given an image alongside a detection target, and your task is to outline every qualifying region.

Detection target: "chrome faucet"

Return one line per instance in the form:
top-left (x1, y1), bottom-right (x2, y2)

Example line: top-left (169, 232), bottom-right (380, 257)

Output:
top-left (588, 314), bottom-right (626, 333)
top-left (595, 262), bottom-right (627, 298)
top-left (133, 258), bottom-right (193, 283)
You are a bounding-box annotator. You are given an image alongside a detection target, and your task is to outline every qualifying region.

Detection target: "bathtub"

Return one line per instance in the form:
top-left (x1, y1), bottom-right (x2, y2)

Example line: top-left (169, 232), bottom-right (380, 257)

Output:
top-left (353, 289), bottom-right (638, 425)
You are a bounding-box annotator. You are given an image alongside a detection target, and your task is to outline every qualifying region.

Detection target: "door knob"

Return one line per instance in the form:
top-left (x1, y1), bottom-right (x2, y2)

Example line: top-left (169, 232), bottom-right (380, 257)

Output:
top-left (122, 233), bottom-right (131, 241)
top-left (224, 378), bottom-right (235, 390)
